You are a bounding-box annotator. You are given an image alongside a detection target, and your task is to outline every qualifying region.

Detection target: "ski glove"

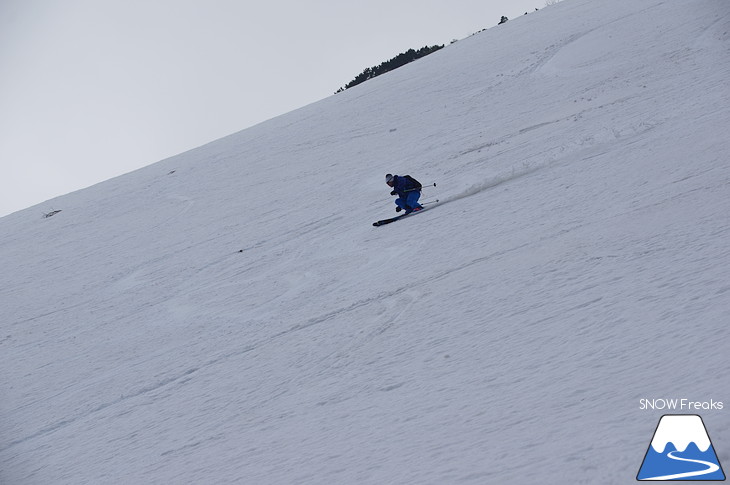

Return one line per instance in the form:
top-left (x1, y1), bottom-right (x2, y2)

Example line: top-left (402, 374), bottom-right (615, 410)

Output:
top-left (390, 190), bottom-right (397, 196)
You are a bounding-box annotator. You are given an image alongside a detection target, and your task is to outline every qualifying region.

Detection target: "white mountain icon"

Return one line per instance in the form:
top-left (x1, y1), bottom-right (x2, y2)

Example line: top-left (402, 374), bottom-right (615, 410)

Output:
top-left (651, 415), bottom-right (712, 453)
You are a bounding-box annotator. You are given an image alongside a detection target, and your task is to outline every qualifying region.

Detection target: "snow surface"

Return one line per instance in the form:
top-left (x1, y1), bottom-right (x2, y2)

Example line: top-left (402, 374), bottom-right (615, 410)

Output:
top-left (2, 0), bottom-right (730, 483)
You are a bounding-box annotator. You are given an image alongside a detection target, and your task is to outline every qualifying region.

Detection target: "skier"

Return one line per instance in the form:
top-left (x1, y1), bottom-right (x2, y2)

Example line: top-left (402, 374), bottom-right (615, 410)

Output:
top-left (385, 173), bottom-right (423, 214)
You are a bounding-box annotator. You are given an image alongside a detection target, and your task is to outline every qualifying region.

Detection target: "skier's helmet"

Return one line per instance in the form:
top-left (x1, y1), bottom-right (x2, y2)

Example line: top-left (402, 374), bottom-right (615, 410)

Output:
top-left (385, 173), bottom-right (394, 186)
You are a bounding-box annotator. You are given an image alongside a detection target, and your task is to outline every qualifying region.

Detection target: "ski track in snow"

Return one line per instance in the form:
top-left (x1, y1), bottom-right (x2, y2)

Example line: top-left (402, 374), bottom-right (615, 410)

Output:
top-left (1, 275), bottom-right (422, 454)
top-left (437, 161), bottom-right (545, 206)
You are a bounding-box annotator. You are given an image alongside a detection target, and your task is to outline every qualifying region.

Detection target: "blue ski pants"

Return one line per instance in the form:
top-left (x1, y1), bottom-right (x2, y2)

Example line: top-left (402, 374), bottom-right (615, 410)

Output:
top-left (395, 191), bottom-right (422, 213)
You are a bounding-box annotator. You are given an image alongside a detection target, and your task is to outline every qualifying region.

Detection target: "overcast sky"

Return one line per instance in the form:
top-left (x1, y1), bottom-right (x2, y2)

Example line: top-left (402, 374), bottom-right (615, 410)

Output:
top-left (0, 0), bottom-right (544, 217)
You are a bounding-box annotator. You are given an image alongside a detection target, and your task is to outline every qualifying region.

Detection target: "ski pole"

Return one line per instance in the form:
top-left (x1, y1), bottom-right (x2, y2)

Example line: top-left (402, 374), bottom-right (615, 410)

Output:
top-left (404, 183), bottom-right (437, 193)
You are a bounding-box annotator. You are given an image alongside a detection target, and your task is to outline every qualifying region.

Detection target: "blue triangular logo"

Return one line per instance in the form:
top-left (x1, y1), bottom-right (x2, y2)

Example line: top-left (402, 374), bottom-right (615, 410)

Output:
top-left (638, 415), bottom-right (725, 481)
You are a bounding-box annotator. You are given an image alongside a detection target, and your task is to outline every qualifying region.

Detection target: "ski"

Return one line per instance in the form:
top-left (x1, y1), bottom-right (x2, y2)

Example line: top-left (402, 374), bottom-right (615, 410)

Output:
top-left (373, 215), bottom-right (407, 226)
top-left (372, 206), bottom-right (430, 227)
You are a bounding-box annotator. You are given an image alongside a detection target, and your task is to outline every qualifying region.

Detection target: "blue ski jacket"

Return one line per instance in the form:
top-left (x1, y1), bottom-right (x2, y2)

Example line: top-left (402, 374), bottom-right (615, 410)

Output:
top-left (390, 175), bottom-right (421, 198)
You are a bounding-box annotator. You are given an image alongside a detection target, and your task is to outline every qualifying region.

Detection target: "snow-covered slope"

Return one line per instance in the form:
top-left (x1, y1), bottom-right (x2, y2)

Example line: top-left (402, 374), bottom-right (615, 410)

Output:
top-left (2, 0), bottom-right (729, 483)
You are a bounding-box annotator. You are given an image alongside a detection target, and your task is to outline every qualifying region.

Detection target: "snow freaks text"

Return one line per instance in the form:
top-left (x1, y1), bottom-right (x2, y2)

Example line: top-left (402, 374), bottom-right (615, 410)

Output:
top-left (639, 399), bottom-right (724, 411)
